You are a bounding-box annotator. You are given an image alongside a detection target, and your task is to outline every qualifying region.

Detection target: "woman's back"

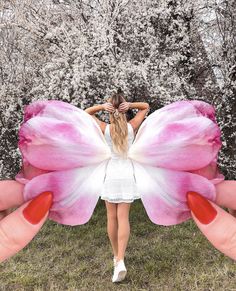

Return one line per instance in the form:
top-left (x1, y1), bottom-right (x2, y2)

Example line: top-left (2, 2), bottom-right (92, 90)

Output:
top-left (100, 122), bottom-right (140, 203)
top-left (104, 123), bottom-right (135, 159)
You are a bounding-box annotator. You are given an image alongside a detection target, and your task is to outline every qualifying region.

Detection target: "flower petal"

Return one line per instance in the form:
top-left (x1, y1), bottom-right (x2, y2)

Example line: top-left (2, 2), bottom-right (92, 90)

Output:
top-left (188, 100), bottom-right (217, 122)
top-left (128, 101), bottom-right (221, 171)
top-left (15, 157), bottom-right (51, 184)
top-left (132, 161), bottom-right (216, 225)
top-left (23, 100), bottom-right (84, 123)
top-left (21, 160), bottom-right (109, 225)
top-left (18, 101), bottom-right (111, 170)
top-left (189, 159), bottom-right (225, 185)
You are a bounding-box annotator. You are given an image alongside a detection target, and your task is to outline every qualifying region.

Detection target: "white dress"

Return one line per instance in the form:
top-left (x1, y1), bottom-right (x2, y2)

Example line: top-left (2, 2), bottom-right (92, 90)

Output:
top-left (100, 123), bottom-right (141, 203)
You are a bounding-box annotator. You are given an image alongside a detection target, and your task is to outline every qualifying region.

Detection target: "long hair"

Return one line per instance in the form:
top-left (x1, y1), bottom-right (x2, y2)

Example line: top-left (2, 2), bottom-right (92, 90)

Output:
top-left (108, 88), bottom-right (129, 158)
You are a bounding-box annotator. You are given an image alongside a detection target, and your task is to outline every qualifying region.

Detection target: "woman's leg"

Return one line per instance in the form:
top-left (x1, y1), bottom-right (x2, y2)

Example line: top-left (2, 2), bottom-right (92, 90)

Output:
top-left (105, 201), bottom-right (118, 258)
top-left (117, 202), bottom-right (131, 262)
top-left (215, 180), bottom-right (236, 217)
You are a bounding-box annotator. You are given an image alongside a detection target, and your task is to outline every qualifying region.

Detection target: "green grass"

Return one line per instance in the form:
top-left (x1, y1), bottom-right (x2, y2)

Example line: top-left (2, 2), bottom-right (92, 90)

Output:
top-left (0, 200), bottom-right (236, 291)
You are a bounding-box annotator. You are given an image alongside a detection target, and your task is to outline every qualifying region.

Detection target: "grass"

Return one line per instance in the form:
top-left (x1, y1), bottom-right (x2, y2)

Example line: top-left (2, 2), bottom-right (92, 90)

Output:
top-left (0, 199), bottom-right (236, 291)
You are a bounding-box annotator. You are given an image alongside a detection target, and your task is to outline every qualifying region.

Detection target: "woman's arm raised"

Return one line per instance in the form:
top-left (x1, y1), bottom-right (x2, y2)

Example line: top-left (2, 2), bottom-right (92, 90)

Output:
top-left (129, 102), bottom-right (149, 110)
top-left (85, 104), bottom-right (104, 115)
top-left (85, 103), bottom-right (115, 115)
top-left (118, 102), bottom-right (149, 113)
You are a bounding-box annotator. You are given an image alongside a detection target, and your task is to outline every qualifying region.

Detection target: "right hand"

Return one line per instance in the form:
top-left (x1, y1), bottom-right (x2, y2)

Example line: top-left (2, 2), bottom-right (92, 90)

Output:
top-left (118, 102), bottom-right (130, 113)
top-left (187, 187), bottom-right (236, 260)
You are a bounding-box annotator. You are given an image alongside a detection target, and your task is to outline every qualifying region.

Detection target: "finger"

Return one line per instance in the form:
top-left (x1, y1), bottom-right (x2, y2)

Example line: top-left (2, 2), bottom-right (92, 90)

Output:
top-left (0, 180), bottom-right (24, 210)
top-left (0, 191), bottom-right (53, 262)
top-left (228, 208), bottom-right (236, 217)
top-left (215, 181), bottom-right (236, 209)
top-left (0, 210), bottom-right (10, 221)
top-left (187, 191), bottom-right (236, 260)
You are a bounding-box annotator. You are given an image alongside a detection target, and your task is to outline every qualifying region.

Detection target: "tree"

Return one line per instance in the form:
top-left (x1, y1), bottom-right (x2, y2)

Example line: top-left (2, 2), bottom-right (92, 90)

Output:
top-left (0, 0), bottom-right (235, 178)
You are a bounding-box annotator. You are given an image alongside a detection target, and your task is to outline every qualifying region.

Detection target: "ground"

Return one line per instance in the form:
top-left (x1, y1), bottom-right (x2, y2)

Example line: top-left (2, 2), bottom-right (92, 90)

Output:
top-left (0, 199), bottom-right (235, 291)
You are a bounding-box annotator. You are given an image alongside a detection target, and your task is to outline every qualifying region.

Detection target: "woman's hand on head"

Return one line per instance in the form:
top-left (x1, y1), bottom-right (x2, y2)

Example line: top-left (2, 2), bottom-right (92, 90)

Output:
top-left (103, 102), bottom-right (115, 113)
top-left (118, 102), bottom-right (130, 113)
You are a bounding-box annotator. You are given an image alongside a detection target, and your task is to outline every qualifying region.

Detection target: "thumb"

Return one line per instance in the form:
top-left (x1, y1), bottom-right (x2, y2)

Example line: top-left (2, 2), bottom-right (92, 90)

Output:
top-left (0, 191), bottom-right (53, 262)
top-left (187, 191), bottom-right (236, 260)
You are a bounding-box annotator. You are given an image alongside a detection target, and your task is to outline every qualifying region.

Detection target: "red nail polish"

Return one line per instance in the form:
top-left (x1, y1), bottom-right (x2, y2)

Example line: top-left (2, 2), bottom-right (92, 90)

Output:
top-left (187, 191), bottom-right (217, 224)
top-left (23, 191), bottom-right (53, 224)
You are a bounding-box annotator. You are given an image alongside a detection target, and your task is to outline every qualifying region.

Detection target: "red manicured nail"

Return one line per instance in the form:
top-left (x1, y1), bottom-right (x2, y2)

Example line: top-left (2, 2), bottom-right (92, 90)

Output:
top-left (23, 191), bottom-right (53, 224)
top-left (187, 191), bottom-right (217, 224)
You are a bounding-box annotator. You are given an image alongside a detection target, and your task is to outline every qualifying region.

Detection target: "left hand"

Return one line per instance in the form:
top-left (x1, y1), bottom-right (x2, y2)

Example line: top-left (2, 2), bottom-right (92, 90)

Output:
top-left (103, 102), bottom-right (115, 113)
top-left (0, 180), bottom-right (53, 262)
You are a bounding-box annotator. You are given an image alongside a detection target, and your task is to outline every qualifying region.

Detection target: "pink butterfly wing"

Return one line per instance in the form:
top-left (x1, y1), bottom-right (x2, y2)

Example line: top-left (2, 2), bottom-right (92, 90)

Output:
top-left (16, 100), bottom-right (111, 225)
top-left (128, 100), bottom-right (224, 225)
top-left (19, 161), bottom-right (109, 225)
top-left (132, 161), bottom-right (216, 225)
top-left (18, 100), bottom-right (111, 171)
top-left (128, 100), bottom-right (221, 171)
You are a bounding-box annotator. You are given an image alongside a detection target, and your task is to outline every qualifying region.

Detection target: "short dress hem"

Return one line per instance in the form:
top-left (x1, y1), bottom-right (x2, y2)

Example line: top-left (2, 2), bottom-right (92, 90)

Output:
top-left (100, 123), bottom-right (140, 204)
top-left (100, 195), bottom-right (141, 203)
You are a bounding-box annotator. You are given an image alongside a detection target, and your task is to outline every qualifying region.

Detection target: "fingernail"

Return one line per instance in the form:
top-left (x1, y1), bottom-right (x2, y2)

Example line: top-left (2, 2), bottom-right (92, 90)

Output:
top-left (23, 191), bottom-right (53, 224)
top-left (187, 191), bottom-right (217, 224)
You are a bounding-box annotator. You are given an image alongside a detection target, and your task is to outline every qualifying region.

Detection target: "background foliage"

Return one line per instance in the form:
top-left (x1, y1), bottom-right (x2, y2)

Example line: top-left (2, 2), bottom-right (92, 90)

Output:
top-left (0, 1), bottom-right (236, 290)
top-left (0, 0), bottom-right (235, 178)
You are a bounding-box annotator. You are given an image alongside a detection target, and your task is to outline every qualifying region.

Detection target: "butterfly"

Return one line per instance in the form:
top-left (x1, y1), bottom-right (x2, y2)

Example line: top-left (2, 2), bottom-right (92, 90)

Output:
top-left (15, 99), bottom-right (224, 226)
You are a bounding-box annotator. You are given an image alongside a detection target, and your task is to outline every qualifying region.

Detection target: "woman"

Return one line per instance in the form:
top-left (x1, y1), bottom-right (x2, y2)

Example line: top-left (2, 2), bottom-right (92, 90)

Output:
top-left (1, 93), bottom-right (236, 270)
top-left (85, 88), bottom-right (149, 282)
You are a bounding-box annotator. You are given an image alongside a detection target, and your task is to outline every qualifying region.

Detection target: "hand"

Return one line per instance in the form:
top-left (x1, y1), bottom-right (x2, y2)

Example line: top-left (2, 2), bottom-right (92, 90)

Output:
top-left (0, 180), bottom-right (53, 263)
top-left (103, 102), bottom-right (115, 113)
top-left (118, 102), bottom-right (130, 113)
top-left (187, 185), bottom-right (236, 260)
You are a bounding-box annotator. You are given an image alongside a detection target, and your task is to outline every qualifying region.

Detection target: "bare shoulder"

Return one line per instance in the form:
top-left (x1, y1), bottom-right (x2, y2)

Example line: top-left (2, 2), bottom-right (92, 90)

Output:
top-left (91, 115), bottom-right (107, 134)
top-left (99, 121), bottom-right (108, 134)
top-left (128, 107), bottom-right (149, 132)
top-left (128, 122), bottom-right (136, 135)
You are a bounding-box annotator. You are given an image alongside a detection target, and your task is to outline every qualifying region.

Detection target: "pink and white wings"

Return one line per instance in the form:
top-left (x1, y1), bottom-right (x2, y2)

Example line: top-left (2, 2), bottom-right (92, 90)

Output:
top-left (127, 100), bottom-right (224, 225)
top-left (16, 99), bottom-right (224, 226)
top-left (16, 100), bottom-right (111, 225)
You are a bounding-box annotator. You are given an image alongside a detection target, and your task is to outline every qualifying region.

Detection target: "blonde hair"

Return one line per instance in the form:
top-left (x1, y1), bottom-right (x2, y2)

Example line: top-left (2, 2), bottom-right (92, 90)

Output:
top-left (108, 89), bottom-right (129, 158)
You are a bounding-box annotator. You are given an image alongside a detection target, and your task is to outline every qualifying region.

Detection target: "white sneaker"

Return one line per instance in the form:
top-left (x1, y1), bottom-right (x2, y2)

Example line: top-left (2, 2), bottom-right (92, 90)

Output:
top-left (113, 256), bottom-right (117, 267)
top-left (112, 259), bottom-right (127, 283)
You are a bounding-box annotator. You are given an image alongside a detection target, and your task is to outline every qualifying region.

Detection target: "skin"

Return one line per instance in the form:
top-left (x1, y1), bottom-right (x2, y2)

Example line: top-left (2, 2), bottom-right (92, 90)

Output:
top-left (0, 181), bottom-right (50, 262)
top-left (87, 97), bottom-right (133, 263)
top-left (0, 97), bottom-right (136, 264)
top-left (91, 97), bottom-right (130, 134)
top-left (86, 99), bottom-right (236, 263)
top-left (0, 100), bottom-right (236, 264)
top-left (191, 181), bottom-right (236, 260)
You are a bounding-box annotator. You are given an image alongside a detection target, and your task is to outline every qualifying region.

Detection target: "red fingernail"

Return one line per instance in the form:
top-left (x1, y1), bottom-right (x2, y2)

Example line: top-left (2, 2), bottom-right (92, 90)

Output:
top-left (23, 191), bottom-right (53, 224)
top-left (187, 191), bottom-right (217, 224)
